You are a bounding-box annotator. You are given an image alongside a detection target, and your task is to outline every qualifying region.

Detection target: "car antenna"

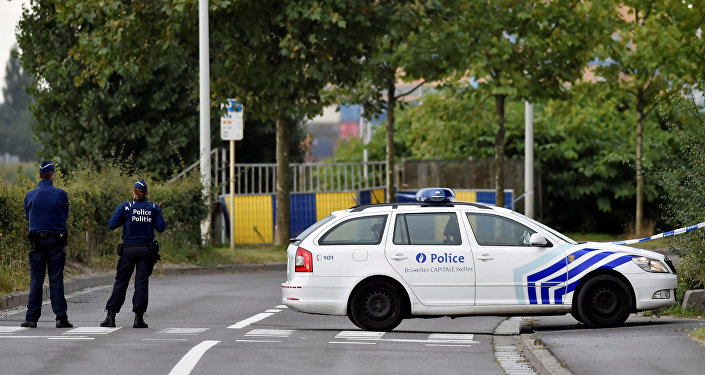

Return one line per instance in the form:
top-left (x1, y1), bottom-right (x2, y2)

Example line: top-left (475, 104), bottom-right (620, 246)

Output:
top-left (351, 194), bottom-right (359, 206)
top-left (371, 190), bottom-right (381, 204)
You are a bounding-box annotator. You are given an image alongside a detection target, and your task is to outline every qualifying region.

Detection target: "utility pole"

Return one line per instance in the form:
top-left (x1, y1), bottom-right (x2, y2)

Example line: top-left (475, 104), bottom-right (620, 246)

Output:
top-left (199, 0), bottom-right (211, 242)
top-left (524, 101), bottom-right (534, 219)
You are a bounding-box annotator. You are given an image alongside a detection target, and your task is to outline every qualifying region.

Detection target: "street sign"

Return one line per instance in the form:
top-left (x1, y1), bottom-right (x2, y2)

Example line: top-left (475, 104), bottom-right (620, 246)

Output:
top-left (221, 99), bottom-right (244, 140)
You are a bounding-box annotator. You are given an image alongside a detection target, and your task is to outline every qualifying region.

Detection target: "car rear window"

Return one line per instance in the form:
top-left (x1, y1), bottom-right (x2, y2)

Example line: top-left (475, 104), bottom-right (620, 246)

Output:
top-left (319, 215), bottom-right (387, 245)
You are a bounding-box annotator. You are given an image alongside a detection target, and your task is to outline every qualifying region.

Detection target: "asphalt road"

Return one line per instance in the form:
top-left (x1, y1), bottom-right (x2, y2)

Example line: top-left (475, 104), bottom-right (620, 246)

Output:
top-left (0, 271), bottom-right (508, 375)
top-left (531, 314), bottom-right (705, 375)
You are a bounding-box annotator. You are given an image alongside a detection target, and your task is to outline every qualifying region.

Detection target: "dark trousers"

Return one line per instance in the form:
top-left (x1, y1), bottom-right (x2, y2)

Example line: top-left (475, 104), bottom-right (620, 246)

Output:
top-left (105, 245), bottom-right (154, 314)
top-left (26, 236), bottom-right (68, 322)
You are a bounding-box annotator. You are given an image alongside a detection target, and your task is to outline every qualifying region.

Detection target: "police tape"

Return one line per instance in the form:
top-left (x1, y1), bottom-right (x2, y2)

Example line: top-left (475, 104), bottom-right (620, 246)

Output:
top-left (610, 222), bottom-right (705, 245)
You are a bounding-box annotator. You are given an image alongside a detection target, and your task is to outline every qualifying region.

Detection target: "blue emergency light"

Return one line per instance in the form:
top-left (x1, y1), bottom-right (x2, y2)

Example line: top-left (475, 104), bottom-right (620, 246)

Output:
top-left (415, 188), bottom-right (456, 203)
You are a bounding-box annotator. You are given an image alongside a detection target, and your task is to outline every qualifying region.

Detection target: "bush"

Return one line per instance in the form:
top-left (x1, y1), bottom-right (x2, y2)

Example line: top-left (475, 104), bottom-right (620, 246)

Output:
top-left (657, 90), bottom-right (705, 298)
top-left (0, 162), bottom-right (208, 294)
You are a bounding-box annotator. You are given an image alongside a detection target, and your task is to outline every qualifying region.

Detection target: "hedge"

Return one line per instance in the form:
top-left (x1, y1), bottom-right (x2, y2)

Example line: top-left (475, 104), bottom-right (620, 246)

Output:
top-left (0, 163), bottom-right (207, 294)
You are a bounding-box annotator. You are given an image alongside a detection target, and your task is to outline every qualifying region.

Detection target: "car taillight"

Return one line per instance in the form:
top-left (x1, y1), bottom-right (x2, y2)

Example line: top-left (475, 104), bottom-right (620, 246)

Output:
top-left (295, 247), bottom-right (313, 272)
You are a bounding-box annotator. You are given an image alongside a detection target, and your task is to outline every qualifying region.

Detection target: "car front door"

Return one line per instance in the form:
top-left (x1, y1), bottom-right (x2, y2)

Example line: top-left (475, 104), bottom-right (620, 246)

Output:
top-left (463, 212), bottom-right (568, 306)
top-left (385, 211), bottom-right (476, 306)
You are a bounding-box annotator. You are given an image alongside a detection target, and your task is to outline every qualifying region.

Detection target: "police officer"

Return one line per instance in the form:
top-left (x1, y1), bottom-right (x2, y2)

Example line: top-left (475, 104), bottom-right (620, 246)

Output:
top-left (100, 179), bottom-right (166, 328)
top-left (22, 161), bottom-right (72, 328)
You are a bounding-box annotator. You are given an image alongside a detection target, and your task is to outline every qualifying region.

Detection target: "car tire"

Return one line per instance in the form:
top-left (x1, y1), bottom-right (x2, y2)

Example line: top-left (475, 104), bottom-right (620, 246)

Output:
top-left (576, 275), bottom-right (632, 328)
top-left (349, 280), bottom-right (404, 331)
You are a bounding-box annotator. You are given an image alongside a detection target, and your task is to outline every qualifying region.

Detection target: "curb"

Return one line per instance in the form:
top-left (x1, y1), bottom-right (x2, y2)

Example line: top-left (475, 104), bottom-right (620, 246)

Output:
top-left (520, 332), bottom-right (573, 375)
top-left (0, 262), bottom-right (286, 311)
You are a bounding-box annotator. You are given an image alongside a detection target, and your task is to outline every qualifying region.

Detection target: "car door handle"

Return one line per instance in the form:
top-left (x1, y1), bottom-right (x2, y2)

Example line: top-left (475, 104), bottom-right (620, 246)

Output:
top-left (389, 253), bottom-right (408, 261)
top-left (477, 254), bottom-right (494, 262)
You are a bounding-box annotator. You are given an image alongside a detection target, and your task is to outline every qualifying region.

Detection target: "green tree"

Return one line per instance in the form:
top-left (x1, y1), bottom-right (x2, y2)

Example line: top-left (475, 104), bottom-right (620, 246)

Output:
top-left (16, 0), bottom-right (200, 177)
top-left (334, 1), bottom-right (457, 202)
top-left (209, 0), bottom-right (388, 243)
top-left (0, 46), bottom-right (36, 160)
top-left (594, 1), bottom-right (705, 236)
top-left (453, 0), bottom-right (614, 208)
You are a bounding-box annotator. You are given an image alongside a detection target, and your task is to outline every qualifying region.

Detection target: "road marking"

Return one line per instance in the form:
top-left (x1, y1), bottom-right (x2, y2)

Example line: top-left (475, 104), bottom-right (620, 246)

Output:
top-left (245, 329), bottom-right (295, 338)
top-left (63, 327), bottom-right (121, 335)
top-left (0, 335), bottom-right (90, 340)
top-left (157, 328), bottom-right (210, 335)
top-left (144, 338), bottom-right (189, 341)
top-left (265, 309), bottom-right (281, 313)
top-left (0, 327), bottom-right (28, 333)
top-left (236, 339), bottom-right (281, 343)
top-left (168, 340), bottom-right (220, 375)
top-left (329, 341), bottom-right (377, 345)
top-left (227, 313), bottom-right (274, 329)
top-left (334, 331), bottom-right (385, 340)
top-left (47, 337), bottom-right (95, 340)
top-left (275, 305), bottom-right (287, 309)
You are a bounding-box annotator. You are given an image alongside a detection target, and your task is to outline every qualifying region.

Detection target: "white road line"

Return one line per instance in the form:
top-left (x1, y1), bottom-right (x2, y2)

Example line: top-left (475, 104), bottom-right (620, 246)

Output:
top-left (47, 337), bottom-right (95, 340)
top-left (245, 329), bottom-right (295, 338)
top-left (275, 305), bottom-right (287, 309)
top-left (0, 327), bottom-right (28, 333)
top-left (227, 313), bottom-right (274, 329)
top-left (425, 344), bottom-right (473, 347)
top-left (143, 338), bottom-right (189, 341)
top-left (265, 309), bottom-right (281, 313)
top-left (334, 331), bottom-right (385, 340)
top-left (168, 340), bottom-right (220, 375)
top-left (63, 327), bottom-right (121, 335)
top-left (0, 335), bottom-right (83, 339)
top-left (235, 339), bottom-right (281, 343)
top-left (329, 341), bottom-right (377, 345)
top-left (157, 328), bottom-right (210, 335)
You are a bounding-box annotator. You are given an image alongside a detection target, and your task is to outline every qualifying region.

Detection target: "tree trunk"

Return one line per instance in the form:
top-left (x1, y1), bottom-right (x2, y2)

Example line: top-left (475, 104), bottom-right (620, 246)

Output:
top-left (275, 115), bottom-right (290, 245)
top-left (635, 93), bottom-right (645, 237)
top-left (385, 70), bottom-right (397, 203)
top-left (494, 94), bottom-right (506, 208)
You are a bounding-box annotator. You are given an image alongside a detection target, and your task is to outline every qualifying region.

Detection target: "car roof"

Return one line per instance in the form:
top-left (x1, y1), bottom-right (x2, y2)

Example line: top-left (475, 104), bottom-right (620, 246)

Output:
top-left (336, 201), bottom-right (502, 215)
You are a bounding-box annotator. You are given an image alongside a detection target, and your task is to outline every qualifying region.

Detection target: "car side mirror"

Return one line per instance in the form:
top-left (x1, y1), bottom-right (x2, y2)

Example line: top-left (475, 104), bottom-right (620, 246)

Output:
top-left (529, 233), bottom-right (550, 247)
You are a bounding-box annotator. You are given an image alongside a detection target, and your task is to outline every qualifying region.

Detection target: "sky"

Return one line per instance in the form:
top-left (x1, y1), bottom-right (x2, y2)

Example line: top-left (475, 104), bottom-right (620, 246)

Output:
top-left (0, 0), bottom-right (29, 101)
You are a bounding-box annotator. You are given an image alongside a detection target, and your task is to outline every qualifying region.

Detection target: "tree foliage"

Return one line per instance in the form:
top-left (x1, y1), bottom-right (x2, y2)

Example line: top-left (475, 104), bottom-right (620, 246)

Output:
top-left (0, 46), bottom-right (36, 160)
top-left (594, 1), bottom-right (705, 235)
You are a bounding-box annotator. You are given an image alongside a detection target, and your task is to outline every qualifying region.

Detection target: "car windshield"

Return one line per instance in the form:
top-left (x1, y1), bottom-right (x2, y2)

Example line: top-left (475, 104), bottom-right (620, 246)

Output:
top-left (510, 211), bottom-right (577, 245)
top-left (291, 215), bottom-right (336, 242)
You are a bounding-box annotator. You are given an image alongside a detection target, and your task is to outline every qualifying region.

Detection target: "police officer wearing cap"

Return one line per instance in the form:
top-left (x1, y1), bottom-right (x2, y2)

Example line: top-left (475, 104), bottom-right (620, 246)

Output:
top-left (100, 179), bottom-right (166, 328)
top-left (22, 161), bottom-right (72, 328)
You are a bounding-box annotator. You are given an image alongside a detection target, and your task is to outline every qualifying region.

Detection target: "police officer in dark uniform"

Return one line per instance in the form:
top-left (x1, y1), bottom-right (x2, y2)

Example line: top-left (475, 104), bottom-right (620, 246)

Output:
top-left (22, 161), bottom-right (72, 328)
top-left (100, 179), bottom-right (166, 328)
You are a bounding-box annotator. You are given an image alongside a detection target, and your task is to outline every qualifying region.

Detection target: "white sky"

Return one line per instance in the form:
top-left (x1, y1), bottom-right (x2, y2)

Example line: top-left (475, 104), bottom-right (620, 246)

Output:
top-left (0, 0), bottom-right (29, 101)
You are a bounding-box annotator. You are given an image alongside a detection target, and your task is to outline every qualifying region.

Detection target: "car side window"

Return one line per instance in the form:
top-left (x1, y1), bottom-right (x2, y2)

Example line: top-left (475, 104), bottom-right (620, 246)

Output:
top-left (465, 213), bottom-right (536, 247)
top-left (319, 215), bottom-right (387, 245)
top-left (393, 213), bottom-right (461, 245)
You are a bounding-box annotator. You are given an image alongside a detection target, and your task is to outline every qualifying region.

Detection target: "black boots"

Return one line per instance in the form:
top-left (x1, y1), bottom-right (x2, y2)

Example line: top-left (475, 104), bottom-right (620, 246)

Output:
top-left (100, 311), bottom-right (116, 327)
top-left (56, 318), bottom-right (73, 328)
top-left (20, 320), bottom-right (37, 328)
top-left (133, 312), bottom-right (148, 328)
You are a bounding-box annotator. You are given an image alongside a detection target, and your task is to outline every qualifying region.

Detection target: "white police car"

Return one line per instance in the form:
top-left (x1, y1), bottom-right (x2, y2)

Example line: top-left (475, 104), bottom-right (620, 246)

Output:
top-left (282, 188), bottom-right (677, 331)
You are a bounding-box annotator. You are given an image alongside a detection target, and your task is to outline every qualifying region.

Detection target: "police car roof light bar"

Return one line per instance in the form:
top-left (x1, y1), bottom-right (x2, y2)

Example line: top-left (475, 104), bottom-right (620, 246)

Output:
top-left (416, 188), bottom-right (455, 203)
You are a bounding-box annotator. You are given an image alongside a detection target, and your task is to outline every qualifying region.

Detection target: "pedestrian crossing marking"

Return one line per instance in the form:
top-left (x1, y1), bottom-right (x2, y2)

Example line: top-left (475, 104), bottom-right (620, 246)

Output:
top-left (0, 327), bottom-right (28, 334)
top-left (334, 331), bottom-right (385, 340)
top-left (245, 329), bottom-right (295, 338)
top-left (157, 328), bottom-right (209, 335)
top-left (63, 327), bottom-right (122, 335)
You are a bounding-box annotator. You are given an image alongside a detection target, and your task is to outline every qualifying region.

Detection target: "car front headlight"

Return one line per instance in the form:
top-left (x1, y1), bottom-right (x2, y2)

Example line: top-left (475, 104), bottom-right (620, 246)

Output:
top-left (632, 256), bottom-right (669, 273)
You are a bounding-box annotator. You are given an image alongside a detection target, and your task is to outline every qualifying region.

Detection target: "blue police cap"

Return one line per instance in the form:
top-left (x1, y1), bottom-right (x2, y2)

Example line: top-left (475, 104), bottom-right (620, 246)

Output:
top-left (134, 179), bottom-right (148, 191)
top-left (39, 161), bottom-right (55, 173)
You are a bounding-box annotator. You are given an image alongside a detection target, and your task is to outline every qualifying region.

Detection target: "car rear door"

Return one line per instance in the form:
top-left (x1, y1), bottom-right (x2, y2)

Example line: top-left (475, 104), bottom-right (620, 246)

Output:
top-left (384, 210), bottom-right (476, 306)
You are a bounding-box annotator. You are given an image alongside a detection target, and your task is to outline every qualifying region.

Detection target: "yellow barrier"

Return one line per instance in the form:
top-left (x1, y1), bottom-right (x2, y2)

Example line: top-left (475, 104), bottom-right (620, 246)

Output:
top-left (315, 192), bottom-right (357, 220)
top-left (224, 195), bottom-right (273, 243)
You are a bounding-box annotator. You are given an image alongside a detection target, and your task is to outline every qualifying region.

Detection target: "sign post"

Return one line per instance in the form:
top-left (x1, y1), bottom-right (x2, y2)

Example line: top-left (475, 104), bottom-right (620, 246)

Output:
top-left (221, 99), bottom-right (244, 250)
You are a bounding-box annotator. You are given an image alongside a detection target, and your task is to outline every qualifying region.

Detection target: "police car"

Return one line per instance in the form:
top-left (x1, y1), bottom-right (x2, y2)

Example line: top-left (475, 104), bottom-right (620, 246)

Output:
top-left (282, 188), bottom-right (677, 331)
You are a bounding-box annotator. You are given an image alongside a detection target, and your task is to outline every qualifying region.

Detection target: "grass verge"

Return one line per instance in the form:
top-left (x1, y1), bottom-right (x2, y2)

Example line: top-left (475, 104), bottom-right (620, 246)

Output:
top-left (690, 327), bottom-right (705, 346)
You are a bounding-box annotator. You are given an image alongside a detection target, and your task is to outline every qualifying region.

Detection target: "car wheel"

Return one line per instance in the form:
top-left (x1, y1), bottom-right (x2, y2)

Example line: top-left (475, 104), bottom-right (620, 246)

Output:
top-left (349, 280), bottom-right (404, 331)
top-left (576, 275), bottom-right (632, 328)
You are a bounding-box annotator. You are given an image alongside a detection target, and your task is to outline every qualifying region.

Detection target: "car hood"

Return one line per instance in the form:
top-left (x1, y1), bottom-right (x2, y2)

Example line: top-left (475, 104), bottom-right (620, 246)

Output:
top-left (577, 241), bottom-right (667, 261)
